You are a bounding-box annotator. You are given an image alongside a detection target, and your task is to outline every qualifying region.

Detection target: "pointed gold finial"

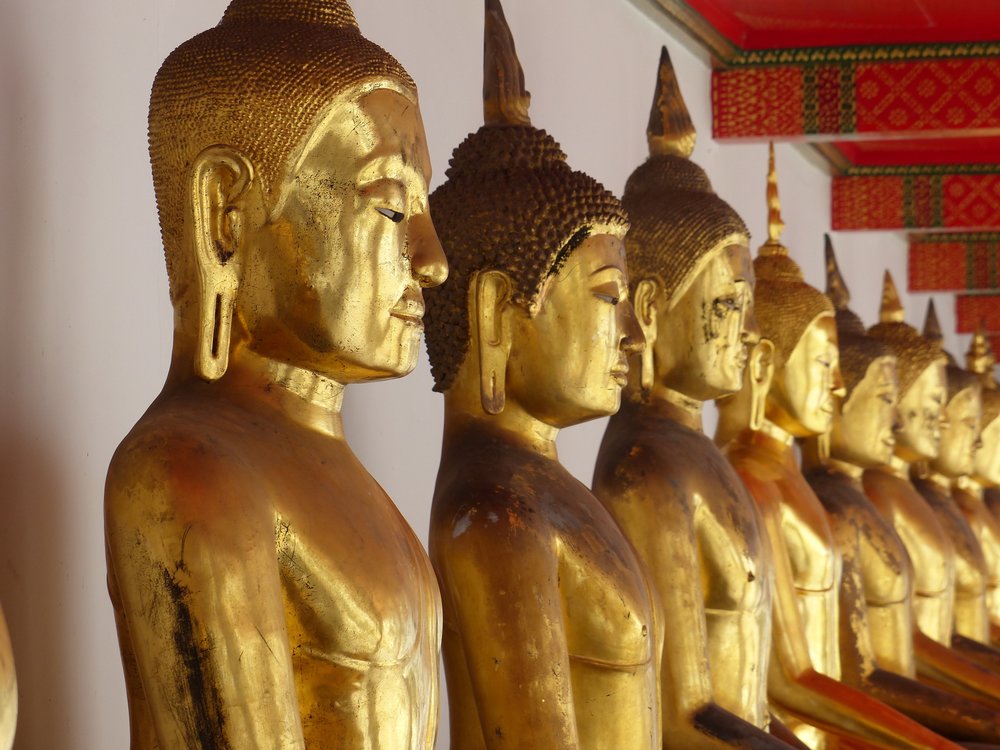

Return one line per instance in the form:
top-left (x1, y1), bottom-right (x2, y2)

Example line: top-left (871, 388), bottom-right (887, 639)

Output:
top-left (923, 299), bottom-right (943, 344)
top-left (483, 0), bottom-right (531, 127)
top-left (967, 319), bottom-right (996, 379)
top-left (824, 234), bottom-right (850, 310)
top-left (646, 46), bottom-right (696, 158)
top-left (879, 270), bottom-right (905, 324)
top-left (759, 143), bottom-right (788, 257)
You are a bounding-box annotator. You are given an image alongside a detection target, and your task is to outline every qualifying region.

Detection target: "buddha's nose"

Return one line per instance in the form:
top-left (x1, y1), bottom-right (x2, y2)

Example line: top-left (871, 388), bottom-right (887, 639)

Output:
top-left (408, 212), bottom-right (448, 288)
top-left (621, 299), bottom-right (646, 356)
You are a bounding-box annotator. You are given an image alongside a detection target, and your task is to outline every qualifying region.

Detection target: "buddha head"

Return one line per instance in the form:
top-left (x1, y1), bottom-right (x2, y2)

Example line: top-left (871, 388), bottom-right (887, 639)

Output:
top-left (921, 302), bottom-right (982, 478)
top-left (423, 0), bottom-right (638, 428)
top-left (824, 237), bottom-right (900, 468)
top-left (752, 146), bottom-right (843, 438)
top-left (623, 47), bottom-right (754, 403)
top-left (968, 326), bottom-right (1000, 486)
top-left (867, 274), bottom-right (947, 463)
top-left (151, 0), bottom-right (447, 384)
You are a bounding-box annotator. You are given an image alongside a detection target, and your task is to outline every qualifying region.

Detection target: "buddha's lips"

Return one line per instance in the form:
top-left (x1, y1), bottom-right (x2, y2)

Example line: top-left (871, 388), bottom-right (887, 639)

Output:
top-left (391, 290), bottom-right (425, 326)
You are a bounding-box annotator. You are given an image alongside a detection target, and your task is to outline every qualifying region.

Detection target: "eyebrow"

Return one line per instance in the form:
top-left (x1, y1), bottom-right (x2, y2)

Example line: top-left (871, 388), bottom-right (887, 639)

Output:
top-left (589, 265), bottom-right (626, 278)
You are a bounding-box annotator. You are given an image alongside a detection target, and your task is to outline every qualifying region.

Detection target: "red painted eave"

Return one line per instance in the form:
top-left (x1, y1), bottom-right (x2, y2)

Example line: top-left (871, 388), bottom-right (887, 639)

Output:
top-left (833, 138), bottom-right (1000, 167)
top-left (683, 0), bottom-right (1000, 49)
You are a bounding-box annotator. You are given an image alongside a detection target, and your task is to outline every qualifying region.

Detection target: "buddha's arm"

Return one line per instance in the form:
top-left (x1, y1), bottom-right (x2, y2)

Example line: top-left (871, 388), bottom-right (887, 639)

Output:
top-left (106, 447), bottom-right (304, 750)
top-left (598, 478), bottom-right (788, 749)
top-left (952, 635), bottom-right (1000, 675)
top-left (754, 484), bottom-right (963, 750)
top-left (914, 631), bottom-right (1000, 711)
top-left (832, 512), bottom-right (1000, 742)
top-left (437, 511), bottom-right (579, 749)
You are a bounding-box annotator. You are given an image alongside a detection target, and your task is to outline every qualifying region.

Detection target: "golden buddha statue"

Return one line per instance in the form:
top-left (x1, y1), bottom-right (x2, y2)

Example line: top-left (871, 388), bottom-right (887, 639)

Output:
top-left (911, 302), bottom-right (991, 646)
top-left (591, 47), bottom-right (795, 750)
top-left (801, 238), bottom-right (1000, 744)
top-left (424, 3), bottom-right (658, 748)
top-left (104, 2), bottom-right (448, 746)
top-left (863, 278), bottom-right (1000, 709)
top-left (0, 605), bottom-right (14, 750)
top-left (718, 146), bottom-right (962, 750)
top-left (962, 326), bottom-right (1000, 643)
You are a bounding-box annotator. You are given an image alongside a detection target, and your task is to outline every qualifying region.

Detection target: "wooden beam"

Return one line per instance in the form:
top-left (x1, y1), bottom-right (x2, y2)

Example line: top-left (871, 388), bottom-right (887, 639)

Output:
top-left (909, 233), bottom-right (1000, 291)
top-left (713, 45), bottom-right (1000, 139)
top-left (832, 167), bottom-right (1000, 230)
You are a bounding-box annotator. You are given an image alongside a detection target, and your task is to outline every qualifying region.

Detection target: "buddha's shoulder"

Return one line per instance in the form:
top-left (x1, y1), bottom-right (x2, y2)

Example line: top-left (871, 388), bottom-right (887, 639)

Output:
top-left (106, 397), bottom-right (267, 525)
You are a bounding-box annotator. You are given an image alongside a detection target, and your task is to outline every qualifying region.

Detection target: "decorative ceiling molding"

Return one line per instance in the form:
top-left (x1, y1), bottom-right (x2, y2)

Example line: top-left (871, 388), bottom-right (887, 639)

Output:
top-left (909, 233), bottom-right (1000, 292)
top-left (713, 53), bottom-right (1000, 140)
top-left (833, 169), bottom-right (1000, 230)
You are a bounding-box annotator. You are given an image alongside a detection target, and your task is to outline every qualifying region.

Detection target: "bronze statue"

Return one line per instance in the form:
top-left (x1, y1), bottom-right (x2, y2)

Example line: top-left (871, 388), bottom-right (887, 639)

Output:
top-left (104, 1), bottom-right (448, 746)
top-left (802, 238), bottom-right (1000, 744)
top-left (718, 146), bottom-right (962, 750)
top-left (424, 2), bottom-right (660, 748)
top-left (592, 47), bottom-right (795, 749)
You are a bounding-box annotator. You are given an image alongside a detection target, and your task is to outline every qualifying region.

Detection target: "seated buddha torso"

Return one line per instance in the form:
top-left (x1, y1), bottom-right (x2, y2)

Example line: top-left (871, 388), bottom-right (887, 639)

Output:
top-left (107, 382), bottom-right (442, 750)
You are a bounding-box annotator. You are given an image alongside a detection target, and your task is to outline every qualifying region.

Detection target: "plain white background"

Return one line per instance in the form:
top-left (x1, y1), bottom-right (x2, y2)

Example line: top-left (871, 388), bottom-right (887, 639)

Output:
top-left (0, 0), bottom-right (968, 746)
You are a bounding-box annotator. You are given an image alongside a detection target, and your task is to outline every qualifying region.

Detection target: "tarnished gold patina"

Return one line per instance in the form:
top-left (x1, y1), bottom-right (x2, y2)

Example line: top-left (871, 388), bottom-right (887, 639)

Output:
top-left (0, 605), bottom-right (15, 750)
top-left (424, 4), bottom-right (658, 748)
top-left (105, 2), bottom-right (448, 747)
top-left (803, 240), bottom-right (1000, 744)
top-left (720, 147), bottom-right (961, 750)
top-left (593, 47), bottom-right (793, 750)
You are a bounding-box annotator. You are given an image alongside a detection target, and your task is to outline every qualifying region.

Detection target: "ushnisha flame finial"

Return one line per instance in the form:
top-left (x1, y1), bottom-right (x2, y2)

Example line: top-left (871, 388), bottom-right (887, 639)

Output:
top-left (646, 46), bottom-right (696, 158)
top-left (759, 143), bottom-right (788, 257)
top-left (967, 319), bottom-right (996, 383)
top-left (483, 0), bottom-right (531, 127)
top-left (922, 298), bottom-right (943, 345)
top-left (824, 234), bottom-right (850, 311)
top-left (879, 270), bottom-right (906, 324)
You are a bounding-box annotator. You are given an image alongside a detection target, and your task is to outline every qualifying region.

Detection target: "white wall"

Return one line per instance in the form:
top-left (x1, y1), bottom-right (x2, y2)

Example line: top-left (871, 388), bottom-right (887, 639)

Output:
top-left (0, 0), bottom-right (965, 747)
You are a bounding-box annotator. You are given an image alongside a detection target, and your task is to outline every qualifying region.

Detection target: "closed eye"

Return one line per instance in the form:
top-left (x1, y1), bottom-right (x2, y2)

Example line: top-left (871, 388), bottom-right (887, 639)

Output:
top-left (594, 292), bottom-right (620, 305)
top-left (376, 207), bottom-right (405, 223)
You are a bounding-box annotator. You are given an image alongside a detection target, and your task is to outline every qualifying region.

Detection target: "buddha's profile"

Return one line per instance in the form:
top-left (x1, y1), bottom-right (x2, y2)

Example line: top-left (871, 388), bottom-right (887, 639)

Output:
top-left (802, 239), bottom-right (1000, 744)
top-left (592, 48), bottom-right (794, 749)
top-left (424, 3), bottom-right (658, 748)
top-left (104, 1), bottom-right (447, 746)
top-left (962, 326), bottom-right (1000, 641)
top-left (718, 147), bottom-right (961, 750)
top-left (911, 302), bottom-right (991, 646)
top-left (863, 278), bottom-right (1000, 708)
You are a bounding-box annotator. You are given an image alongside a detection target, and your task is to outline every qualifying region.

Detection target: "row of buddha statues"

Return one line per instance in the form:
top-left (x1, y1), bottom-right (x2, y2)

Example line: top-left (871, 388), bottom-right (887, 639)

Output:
top-left (1, 0), bottom-right (987, 748)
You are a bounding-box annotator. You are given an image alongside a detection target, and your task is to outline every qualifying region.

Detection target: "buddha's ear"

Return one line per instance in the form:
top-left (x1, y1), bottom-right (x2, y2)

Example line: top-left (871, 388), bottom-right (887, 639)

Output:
top-left (633, 278), bottom-right (661, 395)
top-left (475, 270), bottom-right (513, 415)
top-left (189, 146), bottom-right (256, 381)
top-left (749, 338), bottom-right (776, 431)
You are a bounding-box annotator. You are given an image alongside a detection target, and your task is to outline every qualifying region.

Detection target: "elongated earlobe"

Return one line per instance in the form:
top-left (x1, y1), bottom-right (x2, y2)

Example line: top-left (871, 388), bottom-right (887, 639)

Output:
top-left (476, 271), bottom-right (511, 415)
top-left (634, 279), bottom-right (660, 397)
top-left (749, 339), bottom-right (775, 431)
top-left (190, 147), bottom-right (255, 381)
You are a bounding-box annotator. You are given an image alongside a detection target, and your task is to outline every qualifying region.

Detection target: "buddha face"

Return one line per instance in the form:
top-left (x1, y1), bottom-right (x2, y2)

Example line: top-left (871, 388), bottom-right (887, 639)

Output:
top-left (657, 243), bottom-right (756, 400)
top-left (505, 234), bottom-right (643, 428)
top-left (975, 416), bottom-right (1000, 486)
top-left (932, 386), bottom-right (981, 477)
top-left (831, 356), bottom-right (899, 468)
top-left (239, 87), bottom-right (447, 382)
top-left (767, 314), bottom-right (842, 437)
top-left (895, 360), bottom-right (946, 462)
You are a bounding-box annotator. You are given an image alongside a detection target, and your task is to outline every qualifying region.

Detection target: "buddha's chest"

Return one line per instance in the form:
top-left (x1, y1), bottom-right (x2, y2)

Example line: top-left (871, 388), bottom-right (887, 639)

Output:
top-left (554, 499), bottom-right (655, 669)
top-left (774, 473), bottom-right (839, 593)
top-left (917, 481), bottom-right (987, 589)
top-left (272, 466), bottom-right (440, 668)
